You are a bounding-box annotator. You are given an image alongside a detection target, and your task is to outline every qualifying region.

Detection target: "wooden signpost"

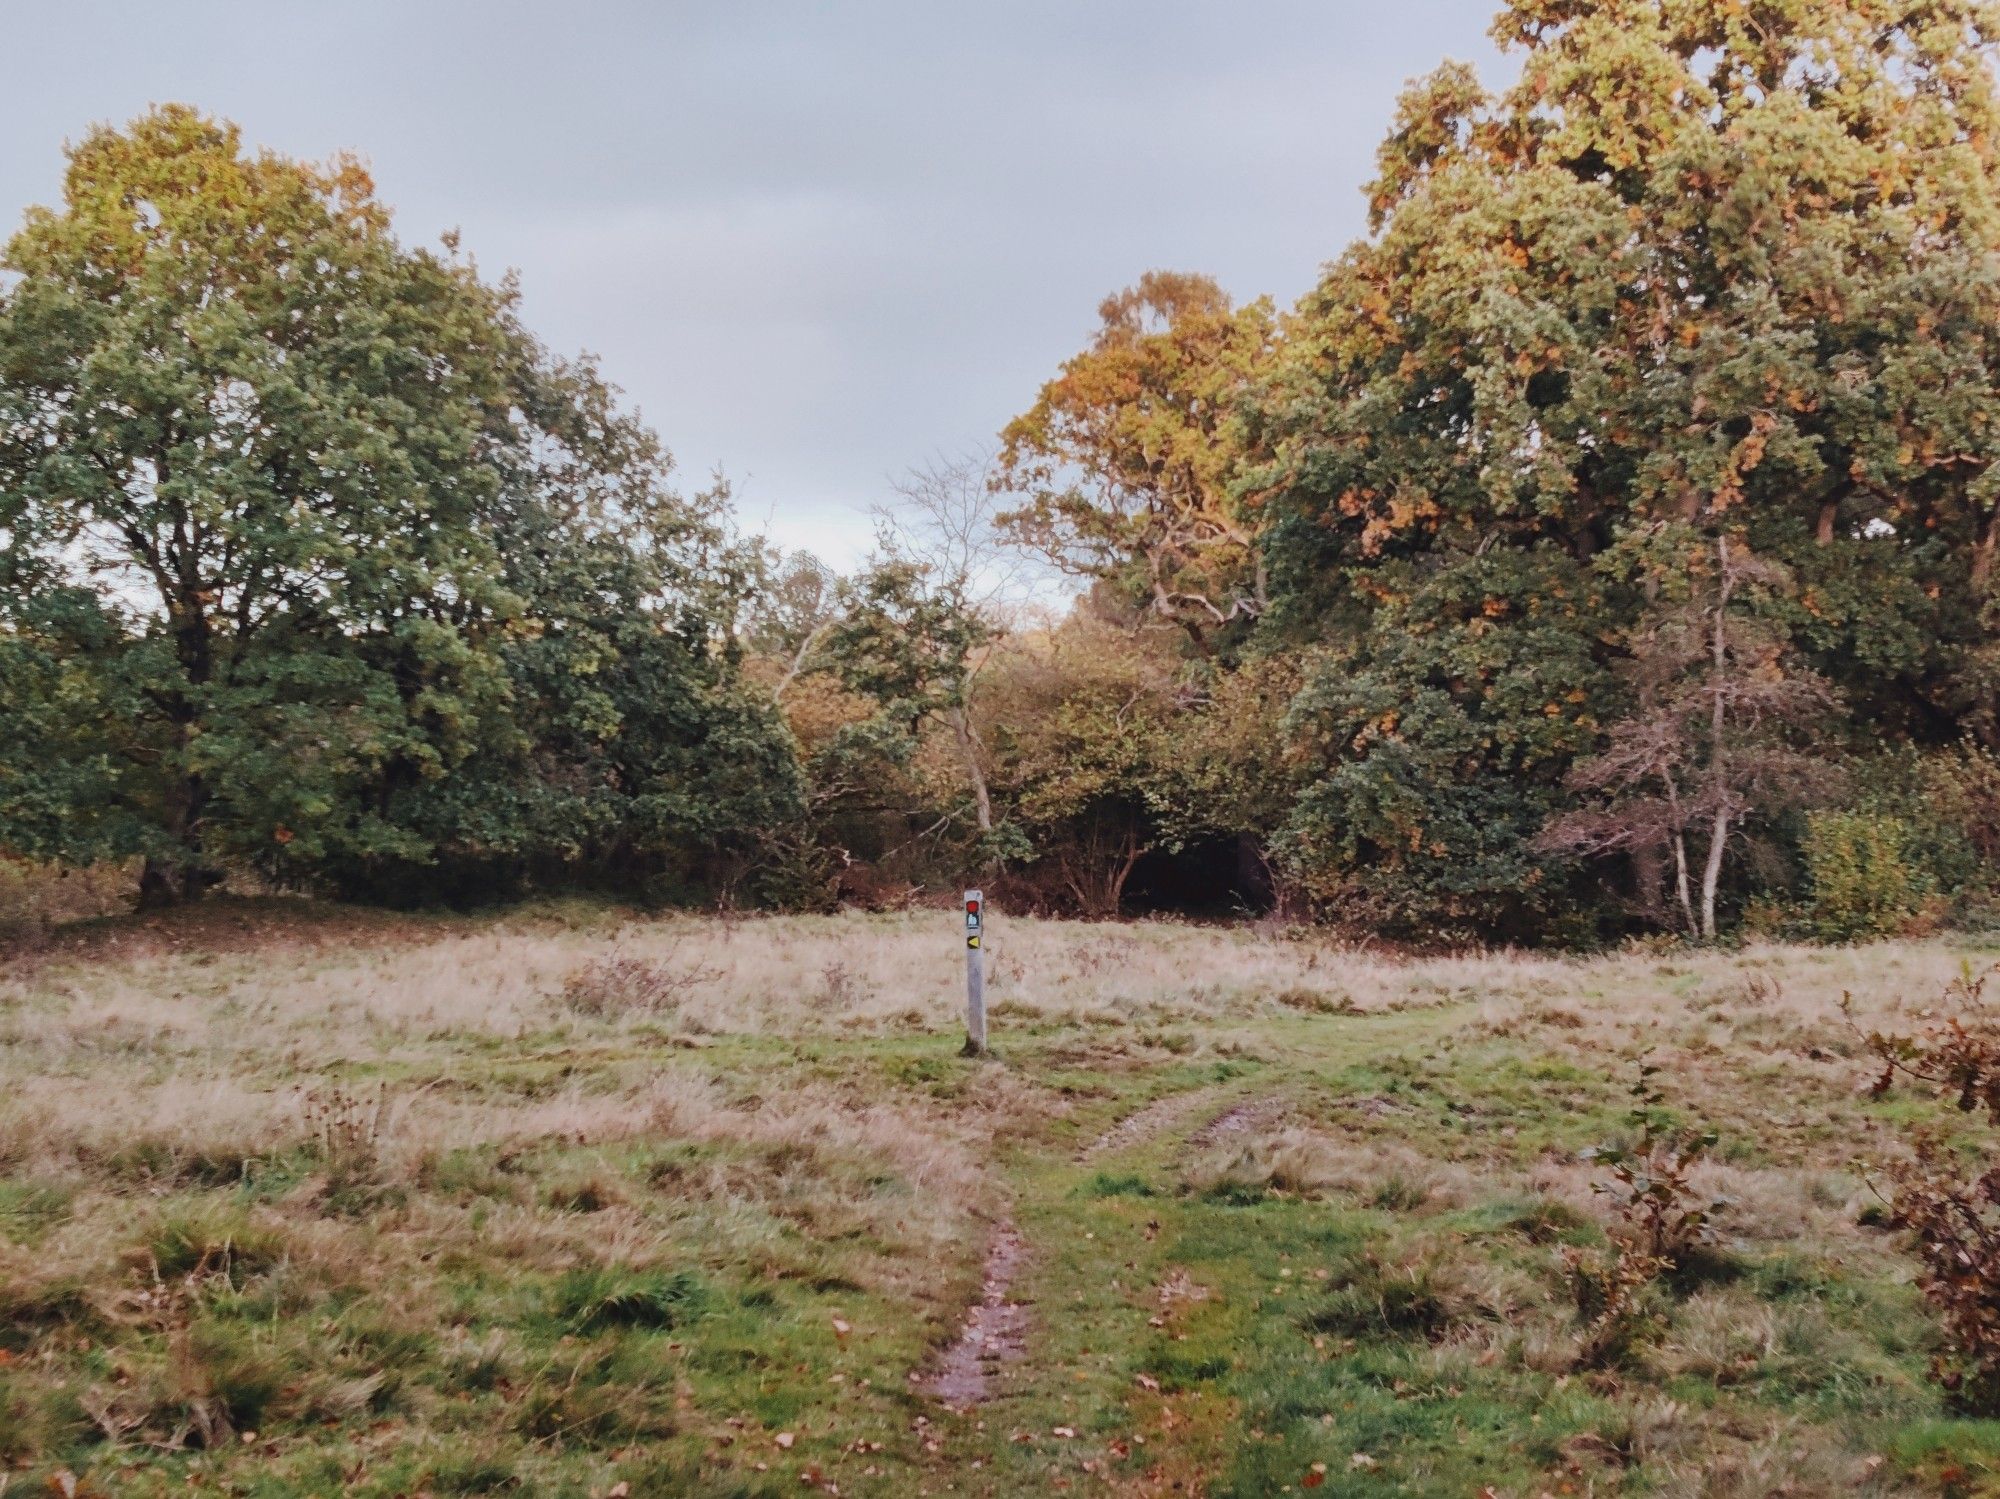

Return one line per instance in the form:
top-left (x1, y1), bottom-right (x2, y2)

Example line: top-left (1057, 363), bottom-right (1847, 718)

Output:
top-left (962, 889), bottom-right (986, 1056)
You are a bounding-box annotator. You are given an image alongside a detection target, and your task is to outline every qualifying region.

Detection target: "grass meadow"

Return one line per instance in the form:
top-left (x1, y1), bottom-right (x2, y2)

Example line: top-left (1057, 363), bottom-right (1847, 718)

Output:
top-left (5, 902), bottom-right (2000, 1495)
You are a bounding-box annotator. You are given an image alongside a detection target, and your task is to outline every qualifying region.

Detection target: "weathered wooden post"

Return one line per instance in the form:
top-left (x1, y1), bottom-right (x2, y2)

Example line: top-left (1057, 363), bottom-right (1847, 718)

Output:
top-left (962, 888), bottom-right (987, 1056)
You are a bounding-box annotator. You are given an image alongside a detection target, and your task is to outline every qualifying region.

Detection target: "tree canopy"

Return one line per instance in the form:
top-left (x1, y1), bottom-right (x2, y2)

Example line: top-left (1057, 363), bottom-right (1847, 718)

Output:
top-left (0, 106), bottom-right (797, 907)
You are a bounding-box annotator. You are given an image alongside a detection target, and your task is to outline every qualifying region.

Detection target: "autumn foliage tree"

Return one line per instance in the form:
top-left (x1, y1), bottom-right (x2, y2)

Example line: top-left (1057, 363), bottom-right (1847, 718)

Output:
top-left (997, 272), bottom-right (1276, 658)
top-left (1252, 0), bottom-right (2000, 936)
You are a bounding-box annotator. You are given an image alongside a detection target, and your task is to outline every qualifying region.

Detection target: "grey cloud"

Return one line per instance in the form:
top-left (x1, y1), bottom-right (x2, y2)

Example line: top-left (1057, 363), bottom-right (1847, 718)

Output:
top-left (3, 0), bottom-right (1506, 560)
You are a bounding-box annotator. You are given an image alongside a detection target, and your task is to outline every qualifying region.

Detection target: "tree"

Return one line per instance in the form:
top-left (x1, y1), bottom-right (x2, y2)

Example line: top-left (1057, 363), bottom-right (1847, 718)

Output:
top-left (1276, 546), bottom-right (1614, 943)
top-left (742, 547), bottom-right (841, 704)
top-left (1542, 530), bottom-right (1838, 939)
top-left (319, 366), bottom-right (804, 906)
top-left (872, 451), bottom-right (1044, 840)
top-left (980, 611), bottom-right (1183, 918)
top-left (0, 105), bottom-right (799, 907)
top-left (1253, 0), bottom-right (2000, 933)
top-left (1148, 650), bottom-right (1308, 915)
top-left (814, 453), bottom-right (1027, 860)
top-left (1263, 0), bottom-right (2000, 688)
top-left (820, 554), bottom-right (993, 831)
top-left (0, 107), bottom-right (521, 902)
top-left (997, 272), bottom-right (1277, 657)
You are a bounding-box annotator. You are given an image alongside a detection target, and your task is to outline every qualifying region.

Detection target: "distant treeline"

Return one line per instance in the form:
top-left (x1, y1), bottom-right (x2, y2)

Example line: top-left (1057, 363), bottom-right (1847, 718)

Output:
top-left (10, 2), bottom-right (2000, 944)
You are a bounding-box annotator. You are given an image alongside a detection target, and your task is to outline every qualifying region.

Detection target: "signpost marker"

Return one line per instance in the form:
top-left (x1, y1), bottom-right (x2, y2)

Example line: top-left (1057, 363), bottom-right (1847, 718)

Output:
top-left (962, 889), bottom-right (987, 1056)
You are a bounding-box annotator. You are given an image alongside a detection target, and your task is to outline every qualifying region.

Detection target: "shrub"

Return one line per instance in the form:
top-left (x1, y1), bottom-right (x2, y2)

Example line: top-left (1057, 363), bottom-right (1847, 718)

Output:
top-left (1563, 1064), bottom-right (1727, 1367)
top-left (1581, 1065), bottom-right (1726, 1268)
top-left (1880, 1142), bottom-right (2000, 1412)
top-left (1799, 810), bottom-right (1931, 940)
top-left (1559, 1243), bottom-right (1668, 1369)
top-left (0, 856), bottom-right (131, 941)
top-left (1857, 965), bottom-right (2000, 1411)
top-left (1852, 964), bottom-right (2000, 1115)
top-left (1829, 745), bottom-right (2000, 922)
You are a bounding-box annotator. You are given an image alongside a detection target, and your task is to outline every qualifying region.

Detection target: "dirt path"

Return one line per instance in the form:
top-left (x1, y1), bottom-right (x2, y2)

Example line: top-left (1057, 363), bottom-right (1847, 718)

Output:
top-left (1079, 1085), bottom-right (1229, 1162)
top-left (1186, 1094), bottom-right (1286, 1149)
top-left (922, 1084), bottom-right (1284, 1414)
top-left (918, 1220), bottom-right (1030, 1410)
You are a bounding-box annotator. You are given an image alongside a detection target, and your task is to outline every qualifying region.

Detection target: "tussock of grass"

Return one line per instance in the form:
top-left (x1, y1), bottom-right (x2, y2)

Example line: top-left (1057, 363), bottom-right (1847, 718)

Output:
top-left (548, 1265), bottom-right (708, 1331)
top-left (1303, 1248), bottom-right (1493, 1341)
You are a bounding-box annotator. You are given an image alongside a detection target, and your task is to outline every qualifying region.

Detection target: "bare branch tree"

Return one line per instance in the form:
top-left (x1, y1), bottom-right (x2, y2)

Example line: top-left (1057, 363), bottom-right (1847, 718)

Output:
top-left (1541, 532), bottom-right (1840, 939)
top-left (862, 450), bottom-right (1051, 840)
top-left (738, 547), bottom-right (842, 703)
top-left (873, 448), bottom-right (1057, 628)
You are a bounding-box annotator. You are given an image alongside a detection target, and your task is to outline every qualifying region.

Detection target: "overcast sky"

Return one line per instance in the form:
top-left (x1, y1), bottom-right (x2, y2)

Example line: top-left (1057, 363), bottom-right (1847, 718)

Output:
top-left (3, 2), bottom-right (1505, 564)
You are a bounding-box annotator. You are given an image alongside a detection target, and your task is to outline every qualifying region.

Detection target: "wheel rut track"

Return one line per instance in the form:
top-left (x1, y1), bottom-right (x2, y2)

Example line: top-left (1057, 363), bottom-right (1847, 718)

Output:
top-left (917, 1219), bottom-right (1029, 1410)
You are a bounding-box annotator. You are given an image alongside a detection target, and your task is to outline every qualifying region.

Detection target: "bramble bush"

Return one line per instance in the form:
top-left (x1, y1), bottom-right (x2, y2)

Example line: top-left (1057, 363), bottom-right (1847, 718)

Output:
top-left (1564, 1065), bottom-right (1727, 1368)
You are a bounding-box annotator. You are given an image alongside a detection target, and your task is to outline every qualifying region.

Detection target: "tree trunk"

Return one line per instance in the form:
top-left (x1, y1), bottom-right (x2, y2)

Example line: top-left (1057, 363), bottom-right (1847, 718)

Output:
top-left (137, 717), bottom-right (218, 909)
top-left (1105, 828), bottom-right (1145, 918)
top-left (136, 841), bottom-right (221, 910)
top-left (1060, 825), bottom-right (1149, 918)
top-left (140, 520), bottom-right (225, 905)
top-left (948, 705), bottom-right (993, 836)
top-left (137, 857), bottom-right (180, 912)
top-left (1977, 508), bottom-right (2000, 588)
top-left (1699, 807), bottom-right (1728, 941)
top-left (1669, 833), bottom-right (1697, 938)
top-left (1698, 534), bottom-right (1733, 941)
top-left (772, 622), bottom-right (830, 704)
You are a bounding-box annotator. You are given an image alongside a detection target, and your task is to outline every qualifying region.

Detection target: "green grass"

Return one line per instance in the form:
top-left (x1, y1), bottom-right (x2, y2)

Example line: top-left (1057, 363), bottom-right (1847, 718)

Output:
top-left (4, 908), bottom-right (2000, 1493)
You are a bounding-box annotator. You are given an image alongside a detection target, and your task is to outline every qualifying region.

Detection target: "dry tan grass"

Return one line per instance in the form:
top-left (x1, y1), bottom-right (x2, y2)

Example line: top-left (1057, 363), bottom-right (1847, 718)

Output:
top-left (0, 907), bottom-right (1483, 1059)
top-left (9, 906), bottom-right (1977, 1053)
top-left (4, 908), bottom-right (1986, 1207)
top-left (1182, 1125), bottom-right (1483, 1209)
